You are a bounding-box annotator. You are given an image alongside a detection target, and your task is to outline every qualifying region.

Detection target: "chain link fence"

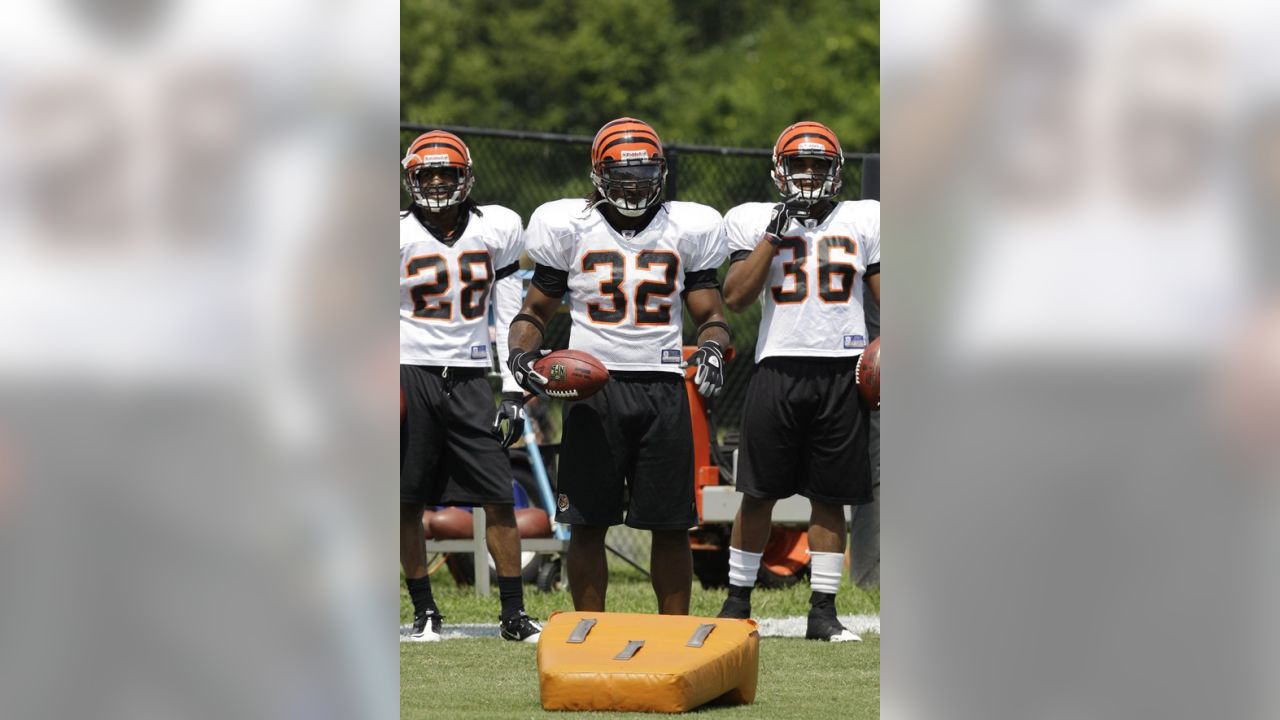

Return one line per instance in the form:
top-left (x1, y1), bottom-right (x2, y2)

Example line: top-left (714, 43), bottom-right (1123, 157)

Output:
top-left (402, 124), bottom-right (879, 573)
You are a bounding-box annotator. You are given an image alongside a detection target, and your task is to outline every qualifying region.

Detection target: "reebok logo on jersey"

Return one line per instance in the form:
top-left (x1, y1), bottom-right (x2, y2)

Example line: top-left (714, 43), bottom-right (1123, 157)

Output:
top-left (843, 335), bottom-right (866, 349)
top-left (470, 344), bottom-right (488, 359)
top-left (661, 348), bottom-right (682, 364)
top-left (620, 150), bottom-right (649, 161)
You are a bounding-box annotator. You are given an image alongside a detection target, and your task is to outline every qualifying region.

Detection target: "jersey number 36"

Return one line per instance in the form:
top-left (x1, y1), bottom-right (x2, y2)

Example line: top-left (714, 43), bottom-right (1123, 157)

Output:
top-left (772, 235), bottom-right (858, 305)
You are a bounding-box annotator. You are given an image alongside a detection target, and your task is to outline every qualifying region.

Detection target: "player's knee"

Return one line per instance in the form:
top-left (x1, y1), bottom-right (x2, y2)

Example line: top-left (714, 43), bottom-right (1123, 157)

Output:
top-left (651, 528), bottom-right (691, 551)
top-left (808, 502), bottom-right (849, 530)
top-left (570, 524), bottom-right (608, 545)
top-left (810, 500), bottom-right (845, 521)
top-left (481, 503), bottom-right (516, 526)
top-left (740, 495), bottom-right (776, 517)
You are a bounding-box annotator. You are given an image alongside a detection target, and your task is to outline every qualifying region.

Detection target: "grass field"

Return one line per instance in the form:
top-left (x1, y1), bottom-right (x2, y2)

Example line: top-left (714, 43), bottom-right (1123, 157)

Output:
top-left (401, 561), bottom-right (880, 718)
top-left (400, 561), bottom-right (880, 624)
top-left (402, 635), bottom-right (879, 719)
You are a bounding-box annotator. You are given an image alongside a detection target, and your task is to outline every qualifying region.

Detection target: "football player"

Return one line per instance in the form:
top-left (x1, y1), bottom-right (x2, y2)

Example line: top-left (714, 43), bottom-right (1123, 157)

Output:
top-left (716, 121), bottom-right (879, 641)
top-left (400, 130), bottom-right (542, 643)
top-left (507, 118), bottom-right (729, 615)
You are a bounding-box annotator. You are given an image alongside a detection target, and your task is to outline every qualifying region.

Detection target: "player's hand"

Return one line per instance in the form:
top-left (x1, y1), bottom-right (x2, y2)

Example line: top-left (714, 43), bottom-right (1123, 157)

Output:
top-left (765, 203), bottom-right (791, 243)
top-left (681, 341), bottom-right (725, 398)
top-left (508, 348), bottom-right (550, 397)
top-left (492, 392), bottom-right (526, 449)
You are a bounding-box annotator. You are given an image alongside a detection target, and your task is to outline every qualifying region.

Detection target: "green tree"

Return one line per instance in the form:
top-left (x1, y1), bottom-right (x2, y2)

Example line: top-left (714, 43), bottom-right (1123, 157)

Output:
top-left (401, 0), bottom-right (878, 151)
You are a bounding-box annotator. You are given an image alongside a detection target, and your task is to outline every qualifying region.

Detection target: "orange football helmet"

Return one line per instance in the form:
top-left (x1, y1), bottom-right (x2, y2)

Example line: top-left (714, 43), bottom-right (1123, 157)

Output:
top-left (402, 130), bottom-right (475, 210)
top-left (590, 117), bottom-right (667, 216)
top-left (771, 121), bottom-right (844, 204)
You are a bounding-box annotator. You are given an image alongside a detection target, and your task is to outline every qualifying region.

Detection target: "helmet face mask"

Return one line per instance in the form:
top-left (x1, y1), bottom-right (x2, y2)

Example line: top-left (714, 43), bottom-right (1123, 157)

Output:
top-left (405, 164), bottom-right (472, 210)
top-left (777, 155), bottom-right (841, 203)
top-left (593, 159), bottom-right (666, 217)
top-left (590, 118), bottom-right (667, 217)
top-left (403, 131), bottom-right (475, 211)
top-left (771, 122), bottom-right (845, 208)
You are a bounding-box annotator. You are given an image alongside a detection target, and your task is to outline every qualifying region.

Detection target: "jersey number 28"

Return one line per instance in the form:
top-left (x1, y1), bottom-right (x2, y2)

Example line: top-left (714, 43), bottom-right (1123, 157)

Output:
top-left (405, 251), bottom-right (493, 321)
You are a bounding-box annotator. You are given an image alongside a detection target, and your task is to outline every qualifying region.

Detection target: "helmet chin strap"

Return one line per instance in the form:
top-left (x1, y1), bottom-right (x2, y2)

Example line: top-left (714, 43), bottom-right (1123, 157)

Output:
top-left (780, 191), bottom-right (818, 218)
top-left (602, 189), bottom-right (659, 217)
top-left (417, 195), bottom-right (460, 210)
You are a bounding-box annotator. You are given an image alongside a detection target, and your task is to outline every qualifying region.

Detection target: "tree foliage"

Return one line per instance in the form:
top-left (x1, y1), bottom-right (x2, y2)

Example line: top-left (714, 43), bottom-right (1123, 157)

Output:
top-left (401, 0), bottom-right (879, 150)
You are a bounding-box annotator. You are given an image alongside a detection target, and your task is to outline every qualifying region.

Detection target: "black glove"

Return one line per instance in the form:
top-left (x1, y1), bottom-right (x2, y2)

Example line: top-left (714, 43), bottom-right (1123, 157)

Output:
top-left (492, 392), bottom-right (526, 448)
top-left (681, 341), bottom-right (725, 398)
top-left (765, 203), bottom-right (791, 243)
top-left (507, 348), bottom-right (549, 396)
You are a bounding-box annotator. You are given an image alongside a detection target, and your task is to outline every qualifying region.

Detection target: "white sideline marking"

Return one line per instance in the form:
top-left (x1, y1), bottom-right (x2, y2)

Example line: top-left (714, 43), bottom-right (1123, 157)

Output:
top-left (755, 614), bottom-right (880, 638)
top-left (400, 614), bottom-right (879, 642)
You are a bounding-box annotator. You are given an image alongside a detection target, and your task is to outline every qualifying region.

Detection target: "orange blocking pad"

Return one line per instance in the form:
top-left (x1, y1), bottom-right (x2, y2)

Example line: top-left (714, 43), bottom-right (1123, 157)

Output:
top-left (537, 611), bottom-right (760, 713)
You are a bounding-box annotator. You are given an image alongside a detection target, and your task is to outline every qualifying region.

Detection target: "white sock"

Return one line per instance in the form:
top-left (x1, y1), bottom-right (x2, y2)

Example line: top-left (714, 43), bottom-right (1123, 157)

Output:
top-left (809, 551), bottom-right (844, 595)
top-left (728, 547), bottom-right (763, 588)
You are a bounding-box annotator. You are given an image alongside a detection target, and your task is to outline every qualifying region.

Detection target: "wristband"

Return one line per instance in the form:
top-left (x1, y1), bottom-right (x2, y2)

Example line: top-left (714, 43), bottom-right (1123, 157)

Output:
top-left (512, 312), bottom-right (546, 337)
top-left (697, 321), bottom-right (731, 342)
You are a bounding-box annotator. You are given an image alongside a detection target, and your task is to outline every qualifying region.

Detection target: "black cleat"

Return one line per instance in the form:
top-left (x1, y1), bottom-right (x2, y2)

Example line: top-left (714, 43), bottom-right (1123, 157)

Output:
top-left (499, 611), bottom-right (543, 643)
top-left (404, 608), bottom-right (443, 642)
top-left (717, 596), bottom-right (753, 619)
top-left (806, 604), bottom-right (861, 642)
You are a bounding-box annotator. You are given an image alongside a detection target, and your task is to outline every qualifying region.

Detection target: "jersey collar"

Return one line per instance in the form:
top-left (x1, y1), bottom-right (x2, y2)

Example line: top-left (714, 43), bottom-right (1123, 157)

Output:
top-left (414, 203), bottom-right (474, 245)
top-left (595, 203), bottom-right (666, 244)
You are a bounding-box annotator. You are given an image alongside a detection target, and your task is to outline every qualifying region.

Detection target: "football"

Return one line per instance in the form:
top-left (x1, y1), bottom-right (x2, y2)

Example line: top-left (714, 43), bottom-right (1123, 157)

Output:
top-left (515, 507), bottom-right (552, 538)
top-left (427, 506), bottom-right (476, 540)
top-left (420, 508), bottom-right (435, 540)
top-left (534, 349), bottom-right (610, 400)
top-left (856, 337), bottom-right (880, 410)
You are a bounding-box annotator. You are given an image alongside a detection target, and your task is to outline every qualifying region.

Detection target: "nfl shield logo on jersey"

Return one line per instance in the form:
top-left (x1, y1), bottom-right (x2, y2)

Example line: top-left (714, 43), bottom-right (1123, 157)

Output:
top-left (843, 335), bottom-right (866, 349)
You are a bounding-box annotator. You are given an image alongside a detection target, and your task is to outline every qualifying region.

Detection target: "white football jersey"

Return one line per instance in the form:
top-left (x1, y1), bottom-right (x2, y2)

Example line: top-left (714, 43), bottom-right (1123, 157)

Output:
top-left (400, 205), bottom-right (524, 377)
top-left (723, 200), bottom-right (879, 361)
top-left (525, 199), bottom-right (725, 373)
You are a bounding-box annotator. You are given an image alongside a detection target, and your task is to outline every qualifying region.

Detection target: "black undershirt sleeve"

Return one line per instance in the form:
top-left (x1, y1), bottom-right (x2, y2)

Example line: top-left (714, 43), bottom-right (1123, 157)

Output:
top-left (531, 263), bottom-right (569, 298)
top-left (728, 249), bottom-right (752, 264)
top-left (495, 261), bottom-right (520, 281)
top-left (682, 267), bottom-right (721, 296)
top-left (864, 262), bottom-right (880, 279)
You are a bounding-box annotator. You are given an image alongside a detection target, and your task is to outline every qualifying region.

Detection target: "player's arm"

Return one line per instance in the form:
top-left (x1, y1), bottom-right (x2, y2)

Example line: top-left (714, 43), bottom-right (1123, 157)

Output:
top-left (723, 241), bottom-right (779, 312)
top-left (682, 287), bottom-right (730, 398)
top-left (686, 288), bottom-right (730, 348)
top-left (506, 264), bottom-right (566, 396)
top-left (488, 262), bottom-right (531, 448)
top-left (723, 204), bottom-right (790, 312)
top-left (490, 263), bottom-right (524, 394)
top-left (863, 205), bottom-right (880, 304)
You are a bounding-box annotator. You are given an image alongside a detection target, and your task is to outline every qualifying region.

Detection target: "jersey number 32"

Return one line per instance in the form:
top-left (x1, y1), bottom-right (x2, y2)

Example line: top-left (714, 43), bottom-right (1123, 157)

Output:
top-left (581, 249), bottom-right (678, 326)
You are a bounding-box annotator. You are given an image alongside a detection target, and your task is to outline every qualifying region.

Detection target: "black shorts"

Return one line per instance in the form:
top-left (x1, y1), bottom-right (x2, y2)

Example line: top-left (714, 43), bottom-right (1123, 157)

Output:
top-left (400, 364), bottom-right (514, 506)
top-left (555, 372), bottom-right (697, 530)
top-left (735, 356), bottom-right (874, 505)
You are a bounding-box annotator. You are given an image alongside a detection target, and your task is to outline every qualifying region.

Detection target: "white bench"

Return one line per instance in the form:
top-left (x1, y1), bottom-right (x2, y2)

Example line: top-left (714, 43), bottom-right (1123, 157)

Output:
top-left (424, 507), bottom-right (570, 597)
